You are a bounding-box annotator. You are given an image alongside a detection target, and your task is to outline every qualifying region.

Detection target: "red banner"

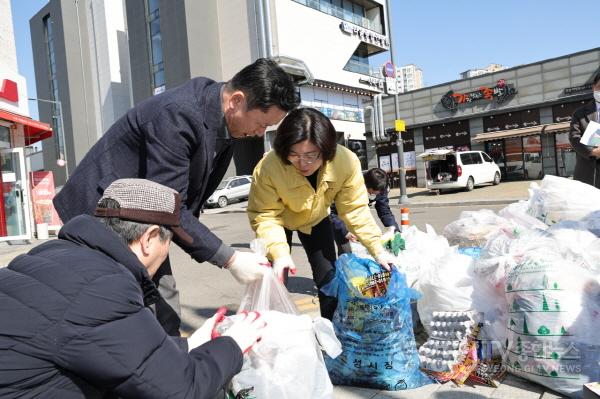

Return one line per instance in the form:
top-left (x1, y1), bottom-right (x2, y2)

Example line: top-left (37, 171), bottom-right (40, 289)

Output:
top-left (30, 171), bottom-right (61, 226)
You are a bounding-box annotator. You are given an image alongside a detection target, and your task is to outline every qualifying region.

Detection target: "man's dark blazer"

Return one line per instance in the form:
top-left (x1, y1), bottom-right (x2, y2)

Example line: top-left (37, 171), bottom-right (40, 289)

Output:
top-left (569, 100), bottom-right (600, 188)
top-left (54, 78), bottom-right (234, 264)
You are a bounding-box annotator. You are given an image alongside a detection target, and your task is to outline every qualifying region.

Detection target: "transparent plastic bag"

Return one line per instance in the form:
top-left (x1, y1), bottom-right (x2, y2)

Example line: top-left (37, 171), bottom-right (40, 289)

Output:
top-left (229, 239), bottom-right (338, 398)
top-left (526, 175), bottom-right (600, 224)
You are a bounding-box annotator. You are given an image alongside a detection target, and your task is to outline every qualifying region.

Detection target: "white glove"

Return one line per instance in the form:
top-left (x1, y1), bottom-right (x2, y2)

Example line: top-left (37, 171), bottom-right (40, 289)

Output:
top-left (381, 226), bottom-right (396, 243)
top-left (345, 232), bottom-right (358, 242)
top-left (272, 255), bottom-right (297, 283)
top-left (225, 251), bottom-right (270, 284)
top-left (223, 311), bottom-right (267, 354)
top-left (187, 307), bottom-right (227, 352)
top-left (374, 251), bottom-right (396, 271)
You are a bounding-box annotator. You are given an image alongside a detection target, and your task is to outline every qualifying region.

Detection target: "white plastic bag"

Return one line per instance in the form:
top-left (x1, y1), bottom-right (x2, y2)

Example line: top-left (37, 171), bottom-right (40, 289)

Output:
top-left (526, 175), bottom-right (600, 224)
top-left (230, 311), bottom-right (339, 399)
top-left (232, 263), bottom-right (339, 399)
top-left (417, 249), bottom-right (475, 333)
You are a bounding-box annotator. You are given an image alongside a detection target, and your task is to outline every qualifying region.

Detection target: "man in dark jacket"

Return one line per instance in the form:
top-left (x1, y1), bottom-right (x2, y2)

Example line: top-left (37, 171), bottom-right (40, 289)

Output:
top-left (330, 167), bottom-right (399, 254)
top-left (569, 72), bottom-right (600, 188)
top-left (53, 58), bottom-right (298, 335)
top-left (0, 179), bottom-right (265, 399)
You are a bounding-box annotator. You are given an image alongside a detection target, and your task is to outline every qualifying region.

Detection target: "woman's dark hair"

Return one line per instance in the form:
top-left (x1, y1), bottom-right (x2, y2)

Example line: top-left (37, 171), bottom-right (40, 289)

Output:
top-left (226, 58), bottom-right (299, 112)
top-left (363, 168), bottom-right (389, 192)
top-left (273, 108), bottom-right (337, 164)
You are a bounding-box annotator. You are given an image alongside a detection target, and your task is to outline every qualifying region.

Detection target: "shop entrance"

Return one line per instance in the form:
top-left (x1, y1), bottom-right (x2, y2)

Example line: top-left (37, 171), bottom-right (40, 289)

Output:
top-left (485, 135), bottom-right (543, 181)
top-left (0, 148), bottom-right (32, 240)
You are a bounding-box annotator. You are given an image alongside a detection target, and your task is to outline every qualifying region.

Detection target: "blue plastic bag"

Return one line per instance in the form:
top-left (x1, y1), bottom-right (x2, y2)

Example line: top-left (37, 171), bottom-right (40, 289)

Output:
top-left (322, 254), bottom-right (431, 390)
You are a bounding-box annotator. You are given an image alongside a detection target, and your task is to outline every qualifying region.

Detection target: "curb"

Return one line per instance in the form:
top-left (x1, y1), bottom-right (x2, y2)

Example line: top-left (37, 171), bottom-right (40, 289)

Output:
top-left (400, 198), bottom-right (525, 208)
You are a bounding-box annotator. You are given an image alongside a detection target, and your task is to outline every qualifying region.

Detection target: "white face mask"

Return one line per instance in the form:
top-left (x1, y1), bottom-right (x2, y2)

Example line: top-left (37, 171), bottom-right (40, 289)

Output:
top-left (368, 193), bottom-right (377, 201)
top-left (594, 90), bottom-right (600, 103)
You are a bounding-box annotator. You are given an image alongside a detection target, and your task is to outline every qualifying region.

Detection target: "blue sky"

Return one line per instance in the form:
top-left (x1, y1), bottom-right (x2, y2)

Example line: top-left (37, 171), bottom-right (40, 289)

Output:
top-left (375, 0), bottom-right (599, 86)
top-left (10, 0), bottom-right (600, 119)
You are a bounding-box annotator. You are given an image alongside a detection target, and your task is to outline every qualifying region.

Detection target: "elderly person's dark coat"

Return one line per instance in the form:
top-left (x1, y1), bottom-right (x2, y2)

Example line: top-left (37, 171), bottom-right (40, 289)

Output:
top-left (0, 215), bottom-right (242, 399)
top-left (569, 100), bottom-right (600, 188)
top-left (53, 78), bottom-right (235, 265)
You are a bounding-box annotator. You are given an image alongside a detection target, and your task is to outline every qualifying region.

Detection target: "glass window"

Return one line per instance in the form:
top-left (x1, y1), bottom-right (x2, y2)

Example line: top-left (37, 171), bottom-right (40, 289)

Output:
top-left (470, 153), bottom-right (483, 164)
top-left (482, 152), bottom-right (493, 162)
top-left (147, 0), bottom-right (159, 13)
top-left (0, 126), bottom-right (10, 149)
top-left (555, 133), bottom-right (575, 177)
top-left (460, 153), bottom-right (472, 165)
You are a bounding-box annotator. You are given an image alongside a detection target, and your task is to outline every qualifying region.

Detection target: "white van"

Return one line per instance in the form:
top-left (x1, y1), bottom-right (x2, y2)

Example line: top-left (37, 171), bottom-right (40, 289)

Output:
top-left (418, 150), bottom-right (501, 192)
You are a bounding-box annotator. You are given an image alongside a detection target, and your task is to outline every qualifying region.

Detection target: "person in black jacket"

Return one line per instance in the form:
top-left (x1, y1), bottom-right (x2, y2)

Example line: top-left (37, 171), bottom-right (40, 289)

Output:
top-left (569, 72), bottom-right (600, 188)
top-left (53, 58), bottom-right (298, 336)
top-left (0, 179), bottom-right (266, 399)
top-left (330, 167), bottom-right (399, 254)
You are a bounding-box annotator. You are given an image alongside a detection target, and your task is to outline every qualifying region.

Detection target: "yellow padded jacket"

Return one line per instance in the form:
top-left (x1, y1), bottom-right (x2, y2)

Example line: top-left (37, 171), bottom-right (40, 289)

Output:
top-left (247, 145), bottom-right (384, 261)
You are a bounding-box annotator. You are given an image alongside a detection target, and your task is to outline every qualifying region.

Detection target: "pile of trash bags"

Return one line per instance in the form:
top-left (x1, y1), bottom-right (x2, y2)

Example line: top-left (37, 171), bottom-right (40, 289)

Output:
top-left (403, 175), bottom-right (600, 398)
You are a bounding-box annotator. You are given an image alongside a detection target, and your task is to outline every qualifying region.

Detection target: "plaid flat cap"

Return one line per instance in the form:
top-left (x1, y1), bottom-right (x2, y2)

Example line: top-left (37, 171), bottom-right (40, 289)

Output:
top-left (94, 179), bottom-right (193, 245)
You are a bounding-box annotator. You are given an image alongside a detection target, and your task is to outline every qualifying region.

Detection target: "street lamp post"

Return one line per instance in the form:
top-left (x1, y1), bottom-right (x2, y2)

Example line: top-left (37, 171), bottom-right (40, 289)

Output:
top-left (28, 97), bottom-right (69, 179)
top-left (385, 0), bottom-right (409, 204)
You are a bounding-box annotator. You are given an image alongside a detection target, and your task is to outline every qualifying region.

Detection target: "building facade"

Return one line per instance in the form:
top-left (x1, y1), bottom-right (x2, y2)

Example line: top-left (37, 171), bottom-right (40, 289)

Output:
top-left (460, 63), bottom-right (506, 79)
top-left (1, 0), bottom-right (53, 240)
top-left (30, 0), bottom-right (132, 186)
top-left (366, 48), bottom-right (600, 188)
top-left (397, 64), bottom-right (423, 93)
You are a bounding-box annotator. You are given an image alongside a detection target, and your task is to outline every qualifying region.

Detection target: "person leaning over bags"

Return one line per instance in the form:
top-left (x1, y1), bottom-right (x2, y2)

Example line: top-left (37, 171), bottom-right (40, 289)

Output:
top-left (330, 167), bottom-right (400, 254)
top-left (569, 72), bottom-right (600, 188)
top-left (0, 179), bottom-right (266, 399)
top-left (53, 58), bottom-right (298, 336)
top-left (247, 108), bottom-right (396, 320)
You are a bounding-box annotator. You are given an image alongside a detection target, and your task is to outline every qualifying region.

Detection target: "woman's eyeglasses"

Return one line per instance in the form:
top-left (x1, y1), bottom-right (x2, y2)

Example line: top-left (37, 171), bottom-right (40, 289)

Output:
top-left (288, 152), bottom-right (321, 164)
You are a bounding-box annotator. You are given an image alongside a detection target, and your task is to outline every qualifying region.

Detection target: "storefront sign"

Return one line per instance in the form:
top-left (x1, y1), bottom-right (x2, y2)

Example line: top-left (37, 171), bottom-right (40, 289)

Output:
top-left (312, 105), bottom-right (363, 123)
top-left (358, 76), bottom-right (384, 90)
top-left (0, 79), bottom-right (18, 102)
top-left (340, 21), bottom-right (390, 50)
top-left (563, 83), bottom-right (592, 95)
top-left (440, 79), bottom-right (518, 112)
top-left (30, 171), bottom-right (61, 227)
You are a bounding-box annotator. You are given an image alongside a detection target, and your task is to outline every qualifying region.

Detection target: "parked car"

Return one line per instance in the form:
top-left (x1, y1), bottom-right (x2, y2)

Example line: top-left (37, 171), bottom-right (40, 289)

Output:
top-left (205, 175), bottom-right (252, 208)
top-left (418, 150), bottom-right (501, 192)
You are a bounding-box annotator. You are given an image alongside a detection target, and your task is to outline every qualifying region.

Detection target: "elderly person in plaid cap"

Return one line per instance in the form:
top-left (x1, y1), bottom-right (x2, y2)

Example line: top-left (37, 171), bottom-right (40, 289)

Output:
top-left (0, 179), bottom-right (265, 399)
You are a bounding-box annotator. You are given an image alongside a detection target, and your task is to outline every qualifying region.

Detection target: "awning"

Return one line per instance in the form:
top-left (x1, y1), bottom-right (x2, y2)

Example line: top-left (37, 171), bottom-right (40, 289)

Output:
top-left (473, 121), bottom-right (572, 143)
top-left (416, 149), bottom-right (454, 161)
top-left (543, 121), bottom-right (570, 134)
top-left (473, 125), bottom-right (542, 142)
top-left (0, 109), bottom-right (53, 145)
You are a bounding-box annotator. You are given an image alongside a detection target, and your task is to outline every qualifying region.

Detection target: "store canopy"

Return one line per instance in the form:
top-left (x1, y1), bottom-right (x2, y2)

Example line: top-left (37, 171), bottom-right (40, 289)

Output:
top-left (473, 121), bottom-right (572, 143)
top-left (473, 125), bottom-right (543, 143)
top-left (416, 149), bottom-right (454, 161)
top-left (0, 109), bottom-right (53, 145)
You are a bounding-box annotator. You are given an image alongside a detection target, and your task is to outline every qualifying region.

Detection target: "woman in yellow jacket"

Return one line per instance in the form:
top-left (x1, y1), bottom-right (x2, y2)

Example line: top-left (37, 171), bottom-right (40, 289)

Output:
top-left (247, 108), bottom-right (396, 319)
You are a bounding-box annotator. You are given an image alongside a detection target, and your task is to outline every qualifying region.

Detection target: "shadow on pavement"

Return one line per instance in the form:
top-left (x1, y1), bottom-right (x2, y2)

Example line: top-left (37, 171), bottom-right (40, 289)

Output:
top-left (287, 276), bottom-right (318, 296)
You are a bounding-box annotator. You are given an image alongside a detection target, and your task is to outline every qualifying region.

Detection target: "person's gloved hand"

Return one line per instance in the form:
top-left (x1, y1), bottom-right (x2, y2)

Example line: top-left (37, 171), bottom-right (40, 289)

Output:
top-left (187, 307), bottom-right (227, 352)
top-left (374, 251), bottom-right (396, 271)
top-left (223, 311), bottom-right (267, 354)
top-left (345, 232), bottom-right (358, 242)
top-left (272, 255), bottom-right (297, 283)
top-left (380, 226), bottom-right (396, 244)
top-left (225, 251), bottom-right (270, 284)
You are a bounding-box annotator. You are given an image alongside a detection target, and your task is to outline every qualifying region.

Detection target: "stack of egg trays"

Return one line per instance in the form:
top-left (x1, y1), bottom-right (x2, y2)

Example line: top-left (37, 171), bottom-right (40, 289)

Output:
top-left (418, 310), bottom-right (479, 373)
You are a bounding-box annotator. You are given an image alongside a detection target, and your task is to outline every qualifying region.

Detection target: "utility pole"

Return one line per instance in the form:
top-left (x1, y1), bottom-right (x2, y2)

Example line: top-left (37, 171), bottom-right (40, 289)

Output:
top-left (385, 0), bottom-right (409, 204)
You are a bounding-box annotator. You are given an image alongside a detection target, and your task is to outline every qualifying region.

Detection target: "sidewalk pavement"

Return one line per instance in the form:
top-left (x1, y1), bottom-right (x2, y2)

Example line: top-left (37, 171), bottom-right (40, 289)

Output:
top-left (388, 179), bottom-right (539, 208)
